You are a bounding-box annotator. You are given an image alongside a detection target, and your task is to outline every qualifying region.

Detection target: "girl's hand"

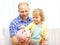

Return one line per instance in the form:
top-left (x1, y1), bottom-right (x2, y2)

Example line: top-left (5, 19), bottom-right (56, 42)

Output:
top-left (41, 34), bottom-right (47, 40)
top-left (41, 40), bottom-right (48, 45)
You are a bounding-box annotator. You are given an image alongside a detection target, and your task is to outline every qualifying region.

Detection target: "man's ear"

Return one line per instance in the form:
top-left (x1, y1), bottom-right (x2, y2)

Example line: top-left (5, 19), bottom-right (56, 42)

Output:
top-left (18, 9), bottom-right (20, 12)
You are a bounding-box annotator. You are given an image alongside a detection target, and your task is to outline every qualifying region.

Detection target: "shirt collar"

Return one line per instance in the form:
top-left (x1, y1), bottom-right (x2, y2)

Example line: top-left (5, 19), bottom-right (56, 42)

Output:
top-left (17, 15), bottom-right (32, 22)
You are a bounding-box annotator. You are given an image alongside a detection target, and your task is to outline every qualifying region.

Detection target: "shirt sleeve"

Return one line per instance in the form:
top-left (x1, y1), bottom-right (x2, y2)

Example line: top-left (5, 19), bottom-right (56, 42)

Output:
top-left (41, 24), bottom-right (48, 40)
top-left (39, 24), bottom-right (48, 43)
top-left (26, 22), bottom-right (35, 31)
top-left (42, 25), bottom-right (47, 35)
top-left (9, 22), bottom-right (17, 37)
top-left (26, 24), bottom-right (32, 30)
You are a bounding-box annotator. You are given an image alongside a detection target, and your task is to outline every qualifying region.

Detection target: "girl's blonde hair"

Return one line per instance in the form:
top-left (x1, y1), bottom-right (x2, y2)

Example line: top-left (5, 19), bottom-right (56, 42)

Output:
top-left (32, 8), bottom-right (45, 23)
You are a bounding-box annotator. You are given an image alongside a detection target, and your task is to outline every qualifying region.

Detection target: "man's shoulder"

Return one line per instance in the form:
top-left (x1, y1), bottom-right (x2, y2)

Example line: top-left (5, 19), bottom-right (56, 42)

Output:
top-left (28, 17), bottom-right (32, 19)
top-left (28, 17), bottom-right (33, 21)
top-left (10, 16), bottom-right (20, 24)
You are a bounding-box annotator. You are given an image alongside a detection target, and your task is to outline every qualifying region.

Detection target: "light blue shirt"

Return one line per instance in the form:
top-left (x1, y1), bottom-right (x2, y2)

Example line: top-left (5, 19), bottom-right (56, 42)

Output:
top-left (31, 25), bottom-right (42, 44)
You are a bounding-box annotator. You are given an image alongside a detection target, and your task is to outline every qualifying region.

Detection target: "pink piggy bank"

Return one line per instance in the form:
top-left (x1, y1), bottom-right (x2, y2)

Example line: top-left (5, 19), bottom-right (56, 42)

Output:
top-left (16, 29), bottom-right (31, 43)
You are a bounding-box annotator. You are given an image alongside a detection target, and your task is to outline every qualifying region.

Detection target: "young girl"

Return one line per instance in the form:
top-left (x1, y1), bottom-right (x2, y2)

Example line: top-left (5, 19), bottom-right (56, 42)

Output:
top-left (26, 8), bottom-right (48, 45)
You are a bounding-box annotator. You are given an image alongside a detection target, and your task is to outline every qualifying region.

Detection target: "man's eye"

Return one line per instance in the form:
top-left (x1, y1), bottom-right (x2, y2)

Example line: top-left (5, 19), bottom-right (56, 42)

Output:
top-left (21, 11), bottom-right (24, 13)
top-left (33, 17), bottom-right (38, 19)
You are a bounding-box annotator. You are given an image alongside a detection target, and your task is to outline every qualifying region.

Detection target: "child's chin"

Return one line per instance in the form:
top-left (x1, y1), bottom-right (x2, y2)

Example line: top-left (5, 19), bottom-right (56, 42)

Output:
top-left (20, 40), bottom-right (25, 43)
top-left (20, 41), bottom-right (24, 43)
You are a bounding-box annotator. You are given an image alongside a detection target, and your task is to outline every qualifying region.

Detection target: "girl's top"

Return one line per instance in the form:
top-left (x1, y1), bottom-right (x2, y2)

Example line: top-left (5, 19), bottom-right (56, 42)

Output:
top-left (26, 22), bottom-right (48, 44)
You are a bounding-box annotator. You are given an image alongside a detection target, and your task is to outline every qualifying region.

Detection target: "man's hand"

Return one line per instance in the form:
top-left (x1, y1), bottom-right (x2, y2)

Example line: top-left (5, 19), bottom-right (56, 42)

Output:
top-left (11, 36), bottom-right (19, 45)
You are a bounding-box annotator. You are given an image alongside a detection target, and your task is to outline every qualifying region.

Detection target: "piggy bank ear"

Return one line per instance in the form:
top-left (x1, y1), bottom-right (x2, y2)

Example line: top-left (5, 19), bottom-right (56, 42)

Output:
top-left (29, 30), bottom-right (32, 34)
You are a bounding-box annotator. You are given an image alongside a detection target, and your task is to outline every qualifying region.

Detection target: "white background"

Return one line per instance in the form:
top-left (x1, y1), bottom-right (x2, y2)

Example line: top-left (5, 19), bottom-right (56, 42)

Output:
top-left (0, 0), bottom-right (59, 29)
top-left (0, 0), bottom-right (60, 44)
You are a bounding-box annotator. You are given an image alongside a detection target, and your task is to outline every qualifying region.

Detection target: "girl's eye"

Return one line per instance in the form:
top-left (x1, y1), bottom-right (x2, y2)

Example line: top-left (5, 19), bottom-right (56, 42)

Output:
top-left (36, 17), bottom-right (38, 18)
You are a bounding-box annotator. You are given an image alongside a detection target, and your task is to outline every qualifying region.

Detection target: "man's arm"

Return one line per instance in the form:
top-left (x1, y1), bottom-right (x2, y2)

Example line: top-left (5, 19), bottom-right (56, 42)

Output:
top-left (9, 22), bottom-right (19, 45)
top-left (11, 36), bottom-right (19, 45)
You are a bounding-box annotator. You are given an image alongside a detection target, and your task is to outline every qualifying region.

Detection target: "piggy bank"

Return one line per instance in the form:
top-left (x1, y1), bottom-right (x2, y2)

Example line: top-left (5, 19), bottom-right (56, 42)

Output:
top-left (16, 29), bottom-right (31, 43)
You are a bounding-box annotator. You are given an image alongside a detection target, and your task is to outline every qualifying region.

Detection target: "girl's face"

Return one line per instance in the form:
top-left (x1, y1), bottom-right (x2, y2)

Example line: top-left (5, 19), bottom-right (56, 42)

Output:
top-left (33, 13), bottom-right (41, 24)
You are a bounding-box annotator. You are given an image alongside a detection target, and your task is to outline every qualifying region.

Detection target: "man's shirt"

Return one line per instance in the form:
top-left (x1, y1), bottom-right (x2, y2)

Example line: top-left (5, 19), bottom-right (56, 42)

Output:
top-left (9, 15), bottom-right (32, 37)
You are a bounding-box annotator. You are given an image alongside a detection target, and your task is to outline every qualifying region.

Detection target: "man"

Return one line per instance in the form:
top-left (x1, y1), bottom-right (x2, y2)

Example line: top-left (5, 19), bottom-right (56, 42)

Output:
top-left (9, 2), bottom-right (32, 45)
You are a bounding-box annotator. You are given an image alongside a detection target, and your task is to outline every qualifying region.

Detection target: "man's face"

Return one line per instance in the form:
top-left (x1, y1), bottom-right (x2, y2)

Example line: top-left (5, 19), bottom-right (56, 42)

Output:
top-left (18, 4), bottom-right (30, 20)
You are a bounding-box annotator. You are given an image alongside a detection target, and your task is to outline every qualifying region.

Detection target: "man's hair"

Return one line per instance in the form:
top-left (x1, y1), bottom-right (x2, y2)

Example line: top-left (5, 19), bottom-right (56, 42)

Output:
top-left (18, 2), bottom-right (29, 9)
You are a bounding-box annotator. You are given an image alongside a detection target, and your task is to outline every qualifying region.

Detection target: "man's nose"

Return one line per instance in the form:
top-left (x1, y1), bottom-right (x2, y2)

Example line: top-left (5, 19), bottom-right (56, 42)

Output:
top-left (23, 12), bottom-right (27, 15)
